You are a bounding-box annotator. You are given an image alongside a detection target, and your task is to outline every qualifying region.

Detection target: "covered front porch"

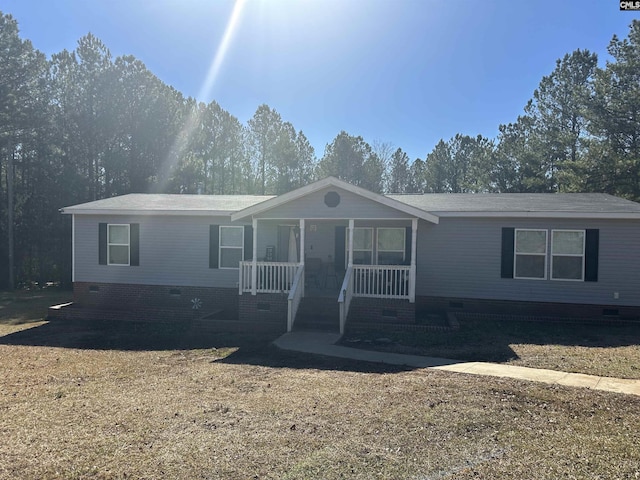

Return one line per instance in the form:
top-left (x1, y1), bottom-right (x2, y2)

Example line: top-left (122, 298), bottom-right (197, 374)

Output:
top-left (238, 217), bottom-right (418, 334)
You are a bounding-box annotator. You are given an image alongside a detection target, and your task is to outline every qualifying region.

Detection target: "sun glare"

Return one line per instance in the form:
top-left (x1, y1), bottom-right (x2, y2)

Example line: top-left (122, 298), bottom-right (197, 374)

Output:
top-left (157, 0), bottom-right (248, 192)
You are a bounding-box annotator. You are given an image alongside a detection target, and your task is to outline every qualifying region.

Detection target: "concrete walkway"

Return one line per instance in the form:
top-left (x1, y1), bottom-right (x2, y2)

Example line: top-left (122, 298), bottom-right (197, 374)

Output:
top-left (273, 331), bottom-right (640, 397)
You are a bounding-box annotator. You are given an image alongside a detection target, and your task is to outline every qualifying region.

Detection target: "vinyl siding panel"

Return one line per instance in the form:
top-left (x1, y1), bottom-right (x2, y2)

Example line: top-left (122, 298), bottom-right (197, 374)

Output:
top-left (254, 186), bottom-right (412, 219)
top-left (416, 217), bottom-right (640, 307)
top-left (74, 215), bottom-right (248, 288)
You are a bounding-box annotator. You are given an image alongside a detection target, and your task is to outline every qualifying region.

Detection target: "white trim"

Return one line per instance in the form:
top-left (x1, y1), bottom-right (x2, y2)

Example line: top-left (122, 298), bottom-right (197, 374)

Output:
top-left (550, 229), bottom-right (586, 282)
top-left (71, 214), bottom-right (75, 282)
top-left (62, 209), bottom-right (245, 216)
top-left (107, 224), bottom-right (130, 266)
top-left (251, 217), bottom-right (420, 222)
top-left (61, 209), bottom-right (640, 220)
top-left (230, 177), bottom-right (440, 224)
top-left (219, 225), bottom-right (244, 270)
top-left (432, 211), bottom-right (640, 219)
top-left (514, 228), bottom-right (547, 280)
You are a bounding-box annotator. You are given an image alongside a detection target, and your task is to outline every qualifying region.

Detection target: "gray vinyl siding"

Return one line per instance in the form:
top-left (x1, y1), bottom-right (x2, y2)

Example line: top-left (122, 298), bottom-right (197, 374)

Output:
top-left (74, 214), bottom-right (247, 288)
top-left (254, 186), bottom-right (411, 219)
top-left (416, 217), bottom-right (640, 307)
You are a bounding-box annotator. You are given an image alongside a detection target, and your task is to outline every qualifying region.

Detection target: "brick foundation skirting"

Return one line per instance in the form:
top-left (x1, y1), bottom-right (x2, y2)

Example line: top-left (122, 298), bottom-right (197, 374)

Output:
top-left (348, 297), bottom-right (416, 324)
top-left (73, 282), bottom-right (239, 318)
top-left (416, 296), bottom-right (640, 320)
top-left (238, 292), bottom-right (288, 330)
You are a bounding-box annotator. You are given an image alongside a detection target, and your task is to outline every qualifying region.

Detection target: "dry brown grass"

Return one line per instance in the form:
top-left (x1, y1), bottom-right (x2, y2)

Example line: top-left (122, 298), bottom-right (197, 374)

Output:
top-left (346, 317), bottom-right (640, 380)
top-left (1, 292), bottom-right (640, 478)
top-left (1, 316), bottom-right (640, 479)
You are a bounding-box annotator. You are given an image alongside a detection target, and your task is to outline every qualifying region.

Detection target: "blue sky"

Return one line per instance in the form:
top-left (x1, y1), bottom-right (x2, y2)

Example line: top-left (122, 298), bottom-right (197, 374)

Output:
top-left (2, 0), bottom-right (639, 161)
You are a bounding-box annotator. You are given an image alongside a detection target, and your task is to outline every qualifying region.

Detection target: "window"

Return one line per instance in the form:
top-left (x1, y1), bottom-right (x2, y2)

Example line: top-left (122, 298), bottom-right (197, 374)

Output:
top-left (377, 228), bottom-right (405, 265)
top-left (551, 230), bottom-right (585, 281)
top-left (108, 224), bottom-right (130, 265)
top-left (352, 228), bottom-right (373, 264)
top-left (219, 226), bottom-right (244, 269)
top-left (514, 229), bottom-right (547, 279)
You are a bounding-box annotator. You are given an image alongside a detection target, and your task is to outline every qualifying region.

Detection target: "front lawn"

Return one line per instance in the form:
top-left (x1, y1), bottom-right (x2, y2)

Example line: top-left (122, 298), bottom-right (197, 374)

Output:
top-left (1, 318), bottom-right (640, 479)
top-left (0, 288), bottom-right (71, 335)
top-left (344, 316), bottom-right (640, 379)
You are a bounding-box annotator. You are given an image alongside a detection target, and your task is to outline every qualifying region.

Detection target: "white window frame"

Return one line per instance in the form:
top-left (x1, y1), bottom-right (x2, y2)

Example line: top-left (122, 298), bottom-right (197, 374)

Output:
top-left (219, 225), bottom-right (244, 270)
top-left (551, 229), bottom-right (585, 282)
top-left (348, 227), bottom-right (373, 265)
top-left (107, 224), bottom-right (130, 266)
top-left (376, 227), bottom-right (406, 265)
top-left (514, 228), bottom-right (547, 280)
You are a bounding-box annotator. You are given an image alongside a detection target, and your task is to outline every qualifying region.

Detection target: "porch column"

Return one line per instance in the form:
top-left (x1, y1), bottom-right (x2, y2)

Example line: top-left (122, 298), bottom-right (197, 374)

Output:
top-left (409, 218), bottom-right (417, 303)
top-left (299, 219), bottom-right (305, 265)
top-left (299, 218), bottom-right (305, 297)
top-left (348, 219), bottom-right (354, 267)
top-left (252, 217), bottom-right (258, 295)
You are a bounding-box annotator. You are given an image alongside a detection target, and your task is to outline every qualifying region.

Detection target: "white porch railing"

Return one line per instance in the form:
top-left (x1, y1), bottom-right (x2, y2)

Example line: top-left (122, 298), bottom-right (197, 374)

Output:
top-left (287, 264), bottom-right (305, 332)
top-left (239, 261), bottom-right (299, 294)
top-left (338, 265), bottom-right (354, 335)
top-left (352, 265), bottom-right (411, 299)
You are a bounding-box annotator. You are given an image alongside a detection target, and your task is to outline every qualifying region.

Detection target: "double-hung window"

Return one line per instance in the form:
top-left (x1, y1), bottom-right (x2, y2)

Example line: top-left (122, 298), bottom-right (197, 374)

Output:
top-left (377, 228), bottom-right (405, 265)
top-left (551, 230), bottom-right (585, 281)
top-left (514, 229), bottom-right (547, 279)
top-left (108, 224), bottom-right (130, 265)
top-left (219, 226), bottom-right (244, 269)
top-left (352, 228), bottom-right (373, 264)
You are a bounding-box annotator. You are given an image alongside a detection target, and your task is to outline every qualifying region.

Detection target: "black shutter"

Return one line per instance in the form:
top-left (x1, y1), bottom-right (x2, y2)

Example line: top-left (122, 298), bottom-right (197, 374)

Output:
top-left (501, 227), bottom-right (515, 278)
top-left (585, 229), bottom-right (599, 282)
top-left (335, 226), bottom-right (346, 269)
top-left (130, 223), bottom-right (140, 266)
top-left (244, 225), bottom-right (253, 260)
top-left (209, 225), bottom-right (219, 269)
top-left (404, 226), bottom-right (412, 265)
top-left (99, 223), bottom-right (107, 265)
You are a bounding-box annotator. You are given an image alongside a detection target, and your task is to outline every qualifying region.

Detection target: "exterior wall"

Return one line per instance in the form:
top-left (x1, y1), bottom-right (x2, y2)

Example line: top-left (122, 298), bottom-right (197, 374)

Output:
top-left (415, 217), bottom-right (640, 308)
top-left (253, 186), bottom-right (412, 220)
top-left (74, 214), bottom-right (246, 288)
top-left (73, 282), bottom-right (239, 318)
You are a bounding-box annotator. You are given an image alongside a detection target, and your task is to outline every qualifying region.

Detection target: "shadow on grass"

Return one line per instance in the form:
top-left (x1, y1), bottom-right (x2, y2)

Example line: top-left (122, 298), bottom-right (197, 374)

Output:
top-left (0, 319), bottom-right (411, 374)
top-left (345, 317), bottom-right (640, 363)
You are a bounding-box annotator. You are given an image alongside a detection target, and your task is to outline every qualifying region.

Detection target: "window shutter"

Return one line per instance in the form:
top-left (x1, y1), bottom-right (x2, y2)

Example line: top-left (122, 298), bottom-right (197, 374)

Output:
top-left (244, 225), bottom-right (253, 260)
top-left (130, 223), bottom-right (140, 266)
top-left (404, 226), bottom-right (412, 266)
top-left (335, 226), bottom-right (346, 269)
top-left (209, 225), bottom-right (219, 269)
top-left (99, 223), bottom-right (107, 265)
top-left (585, 229), bottom-right (599, 282)
top-left (501, 227), bottom-right (515, 278)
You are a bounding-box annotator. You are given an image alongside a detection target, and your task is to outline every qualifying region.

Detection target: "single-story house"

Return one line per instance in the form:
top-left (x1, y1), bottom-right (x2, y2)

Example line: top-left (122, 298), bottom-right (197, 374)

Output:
top-left (52, 176), bottom-right (640, 332)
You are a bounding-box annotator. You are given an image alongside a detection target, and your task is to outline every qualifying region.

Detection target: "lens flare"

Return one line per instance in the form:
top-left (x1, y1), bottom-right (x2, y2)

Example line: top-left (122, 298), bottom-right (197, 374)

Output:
top-left (156, 0), bottom-right (247, 192)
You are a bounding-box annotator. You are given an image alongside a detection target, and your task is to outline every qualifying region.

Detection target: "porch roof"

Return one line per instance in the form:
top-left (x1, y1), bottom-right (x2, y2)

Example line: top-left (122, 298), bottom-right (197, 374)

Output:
top-left (230, 177), bottom-right (440, 224)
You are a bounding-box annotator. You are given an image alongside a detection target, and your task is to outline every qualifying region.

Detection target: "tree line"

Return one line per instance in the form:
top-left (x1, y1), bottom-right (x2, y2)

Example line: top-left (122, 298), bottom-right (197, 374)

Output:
top-left (1, 11), bottom-right (639, 288)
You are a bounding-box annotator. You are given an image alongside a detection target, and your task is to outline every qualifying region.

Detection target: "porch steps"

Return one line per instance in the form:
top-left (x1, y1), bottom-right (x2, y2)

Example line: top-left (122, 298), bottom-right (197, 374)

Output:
top-left (293, 297), bottom-right (340, 332)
